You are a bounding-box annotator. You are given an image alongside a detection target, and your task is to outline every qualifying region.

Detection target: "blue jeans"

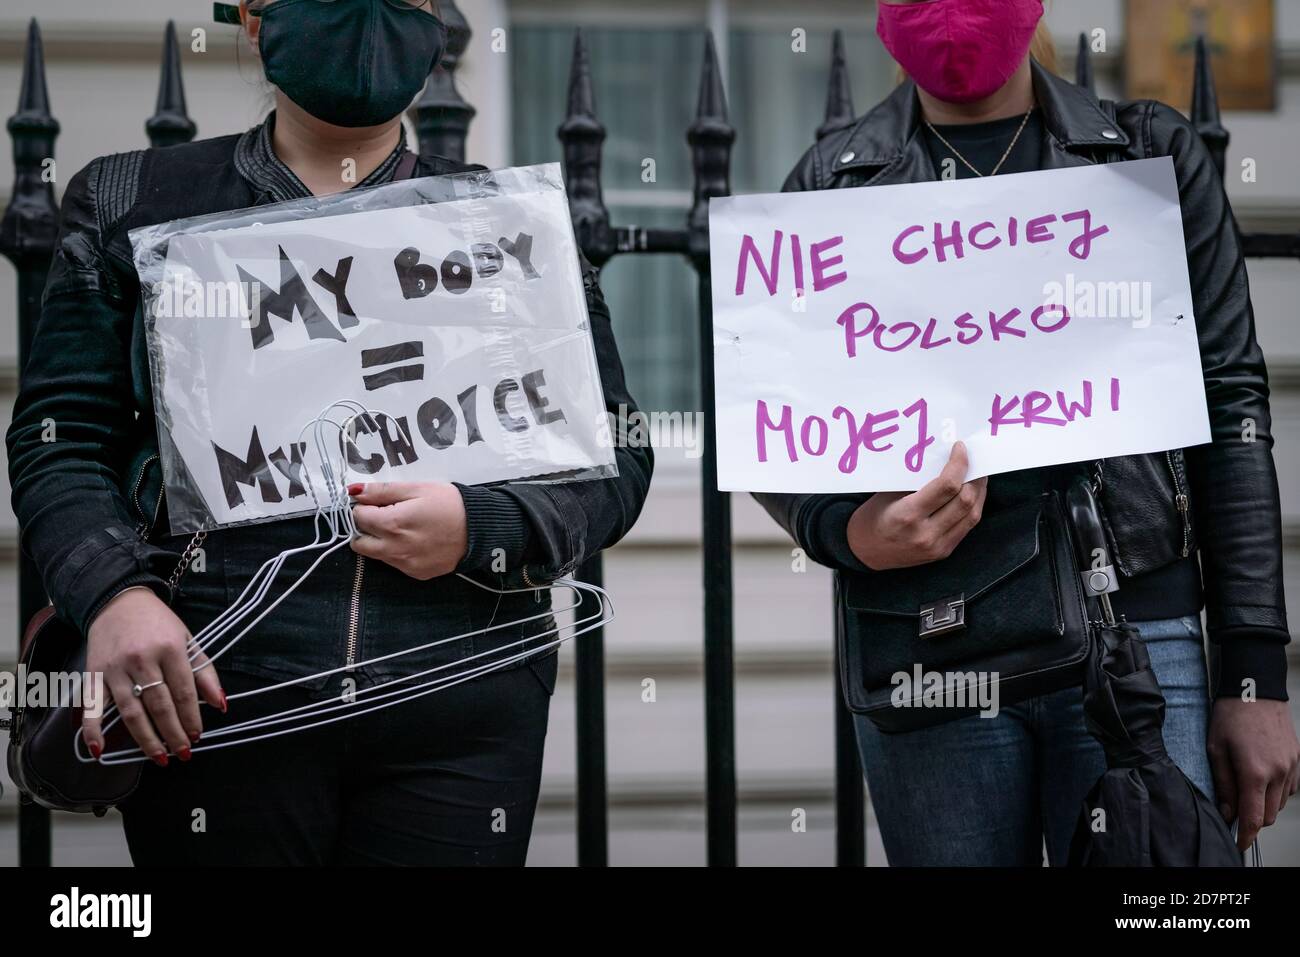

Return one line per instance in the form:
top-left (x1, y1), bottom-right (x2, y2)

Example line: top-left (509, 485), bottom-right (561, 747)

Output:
top-left (855, 616), bottom-right (1215, 866)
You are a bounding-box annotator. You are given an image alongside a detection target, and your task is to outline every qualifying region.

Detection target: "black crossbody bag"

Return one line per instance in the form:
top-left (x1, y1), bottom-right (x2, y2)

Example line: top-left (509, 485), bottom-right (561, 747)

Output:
top-left (837, 487), bottom-right (1093, 733)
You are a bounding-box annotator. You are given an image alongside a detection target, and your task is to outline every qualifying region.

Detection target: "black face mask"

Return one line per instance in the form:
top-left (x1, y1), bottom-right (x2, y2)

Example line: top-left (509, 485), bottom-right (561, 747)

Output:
top-left (257, 0), bottom-right (447, 128)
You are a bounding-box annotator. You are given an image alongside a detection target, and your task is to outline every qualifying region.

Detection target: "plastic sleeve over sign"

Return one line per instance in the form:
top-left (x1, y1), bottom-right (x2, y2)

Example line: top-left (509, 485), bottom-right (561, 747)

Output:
top-left (128, 162), bottom-right (617, 535)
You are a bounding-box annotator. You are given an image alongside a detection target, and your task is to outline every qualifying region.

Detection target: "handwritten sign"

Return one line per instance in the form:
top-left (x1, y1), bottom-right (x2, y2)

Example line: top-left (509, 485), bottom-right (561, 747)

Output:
top-left (134, 164), bottom-right (614, 533)
top-left (708, 157), bottom-right (1210, 493)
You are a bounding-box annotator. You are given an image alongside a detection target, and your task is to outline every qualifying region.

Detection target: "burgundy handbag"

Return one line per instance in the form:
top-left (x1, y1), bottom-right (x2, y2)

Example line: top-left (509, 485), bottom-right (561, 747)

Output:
top-left (5, 530), bottom-right (206, 815)
top-left (6, 607), bottom-right (144, 814)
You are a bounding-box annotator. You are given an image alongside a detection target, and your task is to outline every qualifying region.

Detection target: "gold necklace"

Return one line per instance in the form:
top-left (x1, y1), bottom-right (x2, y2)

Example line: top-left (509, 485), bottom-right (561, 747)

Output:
top-left (925, 108), bottom-right (1034, 177)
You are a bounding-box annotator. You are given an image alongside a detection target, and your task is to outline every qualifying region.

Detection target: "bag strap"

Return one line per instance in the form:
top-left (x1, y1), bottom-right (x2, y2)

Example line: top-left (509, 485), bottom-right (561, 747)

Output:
top-left (1088, 98), bottom-right (1122, 497)
top-left (166, 530), bottom-right (208, 597)
top-left (395, 148), bottom-right (419, 181)
top-left (1094, 99), bottom-right (1122, 165)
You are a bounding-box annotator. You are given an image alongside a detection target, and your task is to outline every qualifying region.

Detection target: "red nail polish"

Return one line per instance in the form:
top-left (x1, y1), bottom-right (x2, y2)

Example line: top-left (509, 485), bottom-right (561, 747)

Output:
top-left (219, 689), bottom-right (228, 714)
top-left (152, 753), bottom-right (169, 768)
top-left (348, 483), bottom-right (364, 497)
top-left (88, 741), bottom-right (102, 759)
top-left (190, 731), bottom-right (201, 744)
top-left (178, 746), bottom-right (192, 762)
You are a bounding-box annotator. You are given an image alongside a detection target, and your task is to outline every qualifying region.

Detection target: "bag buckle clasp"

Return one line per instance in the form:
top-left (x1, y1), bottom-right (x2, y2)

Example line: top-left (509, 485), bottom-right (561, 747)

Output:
top-left (919, 594), bottom-right (965, 638)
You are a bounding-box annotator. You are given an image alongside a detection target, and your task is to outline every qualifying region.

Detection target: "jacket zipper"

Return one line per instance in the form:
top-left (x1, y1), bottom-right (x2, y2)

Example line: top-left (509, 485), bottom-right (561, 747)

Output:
top-left (345, 554), bottom-right (366, 669)
top-left (146, 478), bottom-right (165, 538)
top-left (130, 454), bottom-right (166, 537)
top-left (1165, 450), bottom-right (1191, 558)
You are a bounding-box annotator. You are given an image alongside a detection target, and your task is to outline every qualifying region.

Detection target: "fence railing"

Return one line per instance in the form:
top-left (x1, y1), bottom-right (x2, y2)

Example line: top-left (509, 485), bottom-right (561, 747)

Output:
top-left (3, 5), bottom-right (1297, 868)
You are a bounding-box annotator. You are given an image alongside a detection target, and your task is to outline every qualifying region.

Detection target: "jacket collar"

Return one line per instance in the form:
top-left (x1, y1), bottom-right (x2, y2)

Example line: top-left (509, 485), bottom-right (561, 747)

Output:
top-left (829, 60), bottom-right (1130, 177)
top-left (234, 110), bottom-right (411, 203)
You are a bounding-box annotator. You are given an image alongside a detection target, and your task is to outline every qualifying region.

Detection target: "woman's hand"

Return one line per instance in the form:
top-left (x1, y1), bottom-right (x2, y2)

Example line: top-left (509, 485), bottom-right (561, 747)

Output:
top-left (846, 441), bottom-right (988, 571)
top-left (349, 482), bottom-right (469, 580)
top-left (1208, 699), bottom-right (1300, 850)
top-left (83, 587), bottom-right (225, 765)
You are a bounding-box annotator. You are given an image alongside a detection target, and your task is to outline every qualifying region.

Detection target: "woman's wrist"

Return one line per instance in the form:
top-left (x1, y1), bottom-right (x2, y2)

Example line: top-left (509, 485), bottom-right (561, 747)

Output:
top-left (455, 484), bottom-right (532, 574)
top-left (85, 582), bottom-right (167, 636)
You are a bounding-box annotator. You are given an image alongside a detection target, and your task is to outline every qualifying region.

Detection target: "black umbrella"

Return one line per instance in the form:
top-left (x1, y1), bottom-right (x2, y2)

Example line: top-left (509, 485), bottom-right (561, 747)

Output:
top-left (1064, 478), bottom-right (1240, 867)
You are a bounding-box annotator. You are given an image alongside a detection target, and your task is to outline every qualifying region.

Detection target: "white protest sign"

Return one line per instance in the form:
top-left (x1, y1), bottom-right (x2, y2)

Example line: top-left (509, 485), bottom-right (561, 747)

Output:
top-left (708, 157), bottom-right (1210, 493)
top-left (134, 163), bottom-right (614, 533)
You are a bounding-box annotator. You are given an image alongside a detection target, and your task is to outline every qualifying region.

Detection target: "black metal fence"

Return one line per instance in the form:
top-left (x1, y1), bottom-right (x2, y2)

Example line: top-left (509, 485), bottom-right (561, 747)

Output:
top-left (3, 5), bottom-right (1297, 868)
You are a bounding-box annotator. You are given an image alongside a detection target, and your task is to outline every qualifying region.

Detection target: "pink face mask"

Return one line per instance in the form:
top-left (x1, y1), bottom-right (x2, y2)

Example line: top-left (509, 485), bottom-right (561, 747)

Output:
top-left (877, 0), bottom-right (1043, 104)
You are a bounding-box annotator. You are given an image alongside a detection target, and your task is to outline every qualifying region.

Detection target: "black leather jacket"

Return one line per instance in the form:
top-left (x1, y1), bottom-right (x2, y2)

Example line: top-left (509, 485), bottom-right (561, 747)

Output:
top-left (6, 118), bottom-right (653, 652)
top-left (754, 62), bottom-right (1289, 699)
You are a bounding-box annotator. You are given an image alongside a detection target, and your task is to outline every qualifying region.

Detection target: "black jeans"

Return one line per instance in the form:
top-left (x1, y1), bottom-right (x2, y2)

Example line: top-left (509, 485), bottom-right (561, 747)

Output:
top-left (119, 519), bottom-right (558, 866)
top-left (120, 657), bottom-right (555, 865)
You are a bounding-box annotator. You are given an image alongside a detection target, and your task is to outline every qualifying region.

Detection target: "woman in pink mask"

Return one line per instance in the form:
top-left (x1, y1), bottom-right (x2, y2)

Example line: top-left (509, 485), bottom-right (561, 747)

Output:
top-left (755, 0), bottom-right (1298, 865)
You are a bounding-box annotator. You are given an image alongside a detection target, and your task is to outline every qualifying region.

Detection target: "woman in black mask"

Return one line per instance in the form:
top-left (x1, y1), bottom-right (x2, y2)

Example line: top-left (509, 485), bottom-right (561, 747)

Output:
top-left (5, 0), bottom-right (653, 865)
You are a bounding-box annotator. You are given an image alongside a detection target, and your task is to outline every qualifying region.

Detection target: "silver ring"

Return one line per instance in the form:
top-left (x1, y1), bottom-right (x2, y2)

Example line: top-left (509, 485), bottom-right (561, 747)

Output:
top-left (132, 680), bottom-right (165, 698)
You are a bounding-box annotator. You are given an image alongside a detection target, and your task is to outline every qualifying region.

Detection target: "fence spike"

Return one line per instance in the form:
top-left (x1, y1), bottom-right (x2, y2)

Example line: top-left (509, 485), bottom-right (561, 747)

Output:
top-left (686, 31), bottom-right (735, 263)
top-left (414, 0), bottom-right (477, 162)
top-left (13, 18), bottom-right (55, 123)
top-left (1191, 33), bottom-right (1229, 178)
top-left (1, 18), bottom-right (60, 267)
top-left (146, 21), bottom-right (197, 148)
top-left (818, 30), bottom-right (855, 140)
top-left (1075, 32), bottom-right (1095, 94)
top-left (564, 28), bottom-right (599, 120)
top-left (694, 30), bottom-right (730, 125)
top-left (558, 29), bottom-right (613, 266)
